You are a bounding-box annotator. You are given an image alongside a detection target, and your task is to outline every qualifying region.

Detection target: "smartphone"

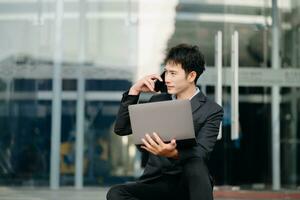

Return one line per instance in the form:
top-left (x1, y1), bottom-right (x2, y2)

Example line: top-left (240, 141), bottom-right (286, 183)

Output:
top-left (154, 71), bottom-right (167, 92)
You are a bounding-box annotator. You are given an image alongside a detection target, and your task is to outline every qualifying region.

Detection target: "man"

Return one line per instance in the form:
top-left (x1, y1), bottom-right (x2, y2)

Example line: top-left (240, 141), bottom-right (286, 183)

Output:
top-left (107, 44), bottom-right (223, 200)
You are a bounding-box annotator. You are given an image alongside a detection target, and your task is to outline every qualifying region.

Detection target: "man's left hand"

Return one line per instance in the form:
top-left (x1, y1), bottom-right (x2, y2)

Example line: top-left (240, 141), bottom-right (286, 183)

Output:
top-left (141, 132), bottom-right (179, 159)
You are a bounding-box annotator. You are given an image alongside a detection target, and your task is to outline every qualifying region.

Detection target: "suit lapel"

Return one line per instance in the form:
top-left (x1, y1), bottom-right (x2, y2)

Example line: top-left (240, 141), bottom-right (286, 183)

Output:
top-left (154, 90), bottom-right (206, 113)
top-left (190, 90), bottom-right (206, 113)
top-left (158, 93), bottom-right (172, 101)
top-left (151, 93), bottom-right (172, 102)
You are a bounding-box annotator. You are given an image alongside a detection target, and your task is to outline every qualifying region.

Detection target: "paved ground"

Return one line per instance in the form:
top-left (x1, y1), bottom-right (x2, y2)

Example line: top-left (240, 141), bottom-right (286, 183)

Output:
top-left (0, 187), bottom-right (109, 200)
top-left (1, 186), bottom-right (300, 200)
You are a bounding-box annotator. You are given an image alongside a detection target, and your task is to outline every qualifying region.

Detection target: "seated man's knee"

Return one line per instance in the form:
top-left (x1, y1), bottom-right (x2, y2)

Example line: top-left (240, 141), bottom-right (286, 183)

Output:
top-left (106, 185), bottom-right (125, 200)
top-left (183, 157), bottom-right (207, 178)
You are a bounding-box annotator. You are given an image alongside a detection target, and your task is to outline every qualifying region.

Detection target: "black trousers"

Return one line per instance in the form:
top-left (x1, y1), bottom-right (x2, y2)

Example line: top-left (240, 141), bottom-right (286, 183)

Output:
top-left (107, 158), bottom-right (214, 200)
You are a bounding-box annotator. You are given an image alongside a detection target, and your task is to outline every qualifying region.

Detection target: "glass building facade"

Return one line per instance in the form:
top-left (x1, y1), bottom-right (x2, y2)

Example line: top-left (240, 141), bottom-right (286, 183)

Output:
top-left (0, 0), bottom-right (299, 190)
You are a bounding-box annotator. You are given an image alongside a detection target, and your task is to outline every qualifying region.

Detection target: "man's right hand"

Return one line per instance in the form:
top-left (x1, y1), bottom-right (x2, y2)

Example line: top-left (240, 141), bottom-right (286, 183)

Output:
top-left (129, 74), bottom-right (163, 95)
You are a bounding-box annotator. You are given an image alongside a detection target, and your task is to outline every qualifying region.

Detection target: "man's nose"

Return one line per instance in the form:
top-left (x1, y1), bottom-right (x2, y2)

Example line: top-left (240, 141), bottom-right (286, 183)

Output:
top-left (164, 73), bottom-right (171, 84)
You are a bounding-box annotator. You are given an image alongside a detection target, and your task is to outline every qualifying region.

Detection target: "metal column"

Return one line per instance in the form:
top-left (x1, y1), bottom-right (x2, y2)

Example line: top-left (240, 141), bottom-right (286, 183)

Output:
top-left (231, 31), bottom-right (239, 140)
top-left (215, 31), bottom-right (223, 140)
top-left (75, 0), bottom-right (86, 189)
top-left (50, 0), bottom-right (64, 190)
top-left (271, 0), bottom-right (281, 190)
top-left (290, 88), bottom-right (298, 186)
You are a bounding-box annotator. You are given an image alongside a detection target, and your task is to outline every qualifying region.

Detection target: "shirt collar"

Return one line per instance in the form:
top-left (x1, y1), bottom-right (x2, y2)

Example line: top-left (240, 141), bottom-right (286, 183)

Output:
top-left (171, 87), bottom-right (200, 100)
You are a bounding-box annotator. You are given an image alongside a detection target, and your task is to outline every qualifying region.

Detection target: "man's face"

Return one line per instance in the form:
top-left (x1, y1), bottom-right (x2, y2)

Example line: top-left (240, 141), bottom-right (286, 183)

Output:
top-left (164, 62), bottom-right (193, 95)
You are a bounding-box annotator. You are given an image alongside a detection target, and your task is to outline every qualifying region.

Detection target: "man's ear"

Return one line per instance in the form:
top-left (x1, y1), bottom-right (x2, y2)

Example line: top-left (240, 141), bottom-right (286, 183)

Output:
top-left (187, 71), bottom-right (197, 83)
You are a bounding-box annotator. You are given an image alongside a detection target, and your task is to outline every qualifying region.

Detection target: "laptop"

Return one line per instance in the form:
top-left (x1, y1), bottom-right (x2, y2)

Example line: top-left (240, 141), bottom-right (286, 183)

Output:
top-left (128, 99), bottom-right (196, 147)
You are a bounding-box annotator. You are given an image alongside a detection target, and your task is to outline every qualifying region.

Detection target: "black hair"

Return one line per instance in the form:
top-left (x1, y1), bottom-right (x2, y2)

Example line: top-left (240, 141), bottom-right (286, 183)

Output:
top-left (163, 44), bottom-right (205, 83)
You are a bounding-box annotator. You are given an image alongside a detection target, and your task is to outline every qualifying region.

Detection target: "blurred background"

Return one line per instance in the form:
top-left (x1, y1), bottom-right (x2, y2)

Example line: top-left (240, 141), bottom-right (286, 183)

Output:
top-left (0, 0), bottom-right (299, 192)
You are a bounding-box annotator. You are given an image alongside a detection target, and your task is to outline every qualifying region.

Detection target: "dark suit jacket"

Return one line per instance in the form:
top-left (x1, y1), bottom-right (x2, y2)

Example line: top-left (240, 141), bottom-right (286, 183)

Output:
top-left (114, 89), bottom-right (223, 182)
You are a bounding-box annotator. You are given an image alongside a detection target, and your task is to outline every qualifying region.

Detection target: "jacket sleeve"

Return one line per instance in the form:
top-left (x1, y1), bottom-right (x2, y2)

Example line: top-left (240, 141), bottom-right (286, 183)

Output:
top-left (178, 106), bottom-right (224, 163)
top-left (114, 91), bottom-right (140, 136)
